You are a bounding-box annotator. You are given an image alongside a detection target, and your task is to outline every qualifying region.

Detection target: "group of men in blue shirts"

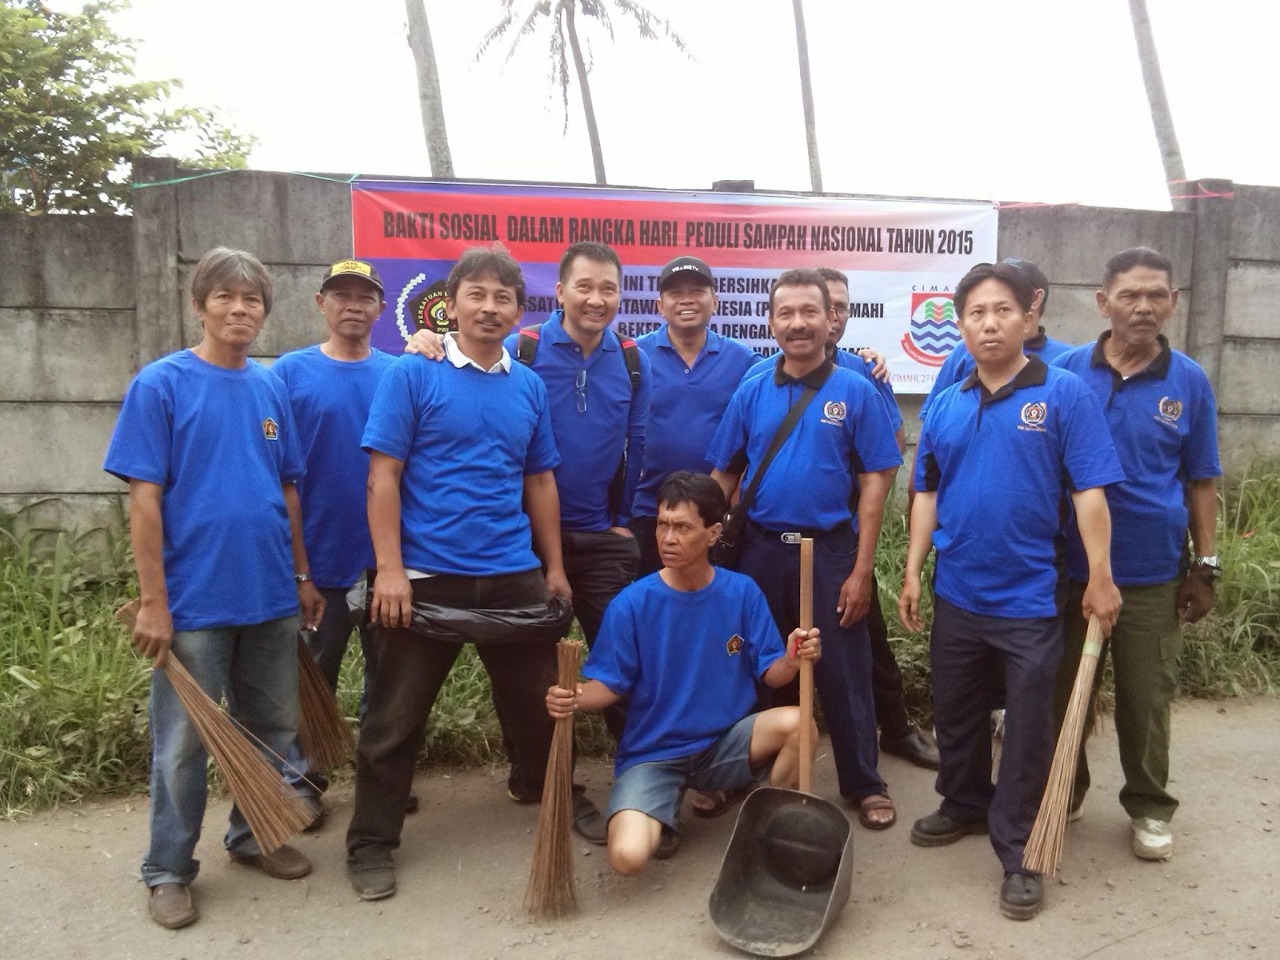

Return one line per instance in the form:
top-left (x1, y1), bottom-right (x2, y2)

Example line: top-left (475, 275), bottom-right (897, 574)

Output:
top-left (107, 236), bottom-right (1219, 930)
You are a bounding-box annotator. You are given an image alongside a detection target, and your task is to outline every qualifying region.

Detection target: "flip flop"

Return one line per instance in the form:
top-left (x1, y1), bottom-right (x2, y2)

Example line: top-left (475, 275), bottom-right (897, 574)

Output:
top-left (691, 786), bottom-right (748, 819)
top-left (857, 794), bottom-right (897, 830)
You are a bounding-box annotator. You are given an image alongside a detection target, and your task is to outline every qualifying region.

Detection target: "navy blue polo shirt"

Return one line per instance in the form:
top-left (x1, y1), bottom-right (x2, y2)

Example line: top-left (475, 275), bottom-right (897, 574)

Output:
top-left (504, 310), bottom-right (652, 530)
top-left (915, 356), bottom-right (1124, 619)
top-left (361, 353), bottom-right (560, 577)
top-left (632, 325), bottom-right (762, 518)
top-left (708, 358), bottom-right (902, 531)
top-left (1053, 334), bottom-right (1221, 586)
top-left (919, 328), bottom-right (1072, 421)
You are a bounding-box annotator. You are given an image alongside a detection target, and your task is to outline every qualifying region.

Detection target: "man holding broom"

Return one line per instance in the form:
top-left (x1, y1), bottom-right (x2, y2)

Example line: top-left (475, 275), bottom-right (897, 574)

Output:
top-left (546, 472), bottom-right (820, 875)
top-left (104, 247), bottom-right (324, 929)
top-left (346, 243), bottom-right (572, 902)
top-left (899, 261), bottom-right (1123, 920)
top-left (1050, 247), bottom-right (1222, 862)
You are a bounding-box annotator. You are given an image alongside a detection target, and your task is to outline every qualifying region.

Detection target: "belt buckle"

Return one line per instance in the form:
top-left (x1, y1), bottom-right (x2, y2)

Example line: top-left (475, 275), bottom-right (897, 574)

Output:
top-left (781, 531), bottom-right (802, 544)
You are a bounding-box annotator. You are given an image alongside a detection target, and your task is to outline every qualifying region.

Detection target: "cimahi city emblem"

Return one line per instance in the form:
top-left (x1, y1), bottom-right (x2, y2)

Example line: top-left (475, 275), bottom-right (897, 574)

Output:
top-left (1158, 397), bottom-right (1183, 423)
top-left (822, 400), bottom-right (847, 425)
top-left (1020, 402), bottom-right (1047, 429)
top-left (901, 292), bottom-right (959, 367)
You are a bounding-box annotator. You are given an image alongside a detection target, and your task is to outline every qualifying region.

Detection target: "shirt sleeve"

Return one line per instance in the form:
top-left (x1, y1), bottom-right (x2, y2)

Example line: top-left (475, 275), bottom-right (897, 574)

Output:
top-left (850, 378), bottom-right (903, 474)
top-left (707, 380), bottom-right (750, 472)
top-left (581, 592), bottom-right (638, 698)
top-left (914, 420), bottom-right (940, 492)
top-left (103, 375), bottom-right (171, 486)
top-left (744, 580), bottom-right (787, 679)
top-left (524, 375), bottom-right (561, 475)
top-left (1182, 366), bottom-right (1222, 480)
top-left (919, 345), bottom-right (965, 421)
top-left (1057, 375), bottom-right (1126, 492)
top-left (361, 357), bottom-right (420, 462)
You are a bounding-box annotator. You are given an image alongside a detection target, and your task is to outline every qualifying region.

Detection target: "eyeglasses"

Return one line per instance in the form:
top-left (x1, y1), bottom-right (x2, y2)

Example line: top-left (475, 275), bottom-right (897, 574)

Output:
top-left (831, 304), bottom-right (850, 319)
top-left (575, 368), bottom-right (587, 414)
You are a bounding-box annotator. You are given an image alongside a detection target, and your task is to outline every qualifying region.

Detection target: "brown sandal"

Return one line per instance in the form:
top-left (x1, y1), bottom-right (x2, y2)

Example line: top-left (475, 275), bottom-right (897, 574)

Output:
top-left (856, 794), bottom-right (897, 830)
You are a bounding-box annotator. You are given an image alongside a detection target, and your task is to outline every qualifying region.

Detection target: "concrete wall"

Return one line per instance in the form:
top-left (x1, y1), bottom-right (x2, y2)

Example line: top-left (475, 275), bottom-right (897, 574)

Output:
top-left (4, 164), bottom-right (1277, 532)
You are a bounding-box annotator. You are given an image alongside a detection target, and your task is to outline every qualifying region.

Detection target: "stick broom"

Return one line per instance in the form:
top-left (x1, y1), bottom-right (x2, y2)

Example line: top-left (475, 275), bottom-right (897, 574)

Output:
top-left (295, 633), bottom-right (356, 771)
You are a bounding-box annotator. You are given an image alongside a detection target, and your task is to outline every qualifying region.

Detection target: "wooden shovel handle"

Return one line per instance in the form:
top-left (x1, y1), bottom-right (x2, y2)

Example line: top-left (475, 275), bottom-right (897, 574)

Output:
top-left (799, 538), bottom-right (814, 793)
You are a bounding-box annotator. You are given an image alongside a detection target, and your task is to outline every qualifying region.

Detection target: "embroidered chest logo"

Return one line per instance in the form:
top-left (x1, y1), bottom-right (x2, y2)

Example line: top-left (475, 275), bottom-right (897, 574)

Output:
top-left (821, 401), bottom-right (847, 426)
top-left (726, 634), bottom-right (744, 656)
top-left (1158, 397), bottom-right (1183, 424)
top-left (1018, 401), bottom-right (1047, 433)
top-left (262, 417), bottom-right (279, 441)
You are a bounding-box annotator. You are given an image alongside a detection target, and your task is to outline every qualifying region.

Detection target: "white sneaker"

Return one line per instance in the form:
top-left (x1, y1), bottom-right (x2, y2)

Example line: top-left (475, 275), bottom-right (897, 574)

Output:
top-left (1131, 817), bottom-right (1173, 861)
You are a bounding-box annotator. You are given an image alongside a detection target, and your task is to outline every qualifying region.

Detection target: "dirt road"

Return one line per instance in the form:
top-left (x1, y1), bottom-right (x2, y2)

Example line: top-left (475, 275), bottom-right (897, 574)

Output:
top-left (2, 698), bottom-right (1276, 960)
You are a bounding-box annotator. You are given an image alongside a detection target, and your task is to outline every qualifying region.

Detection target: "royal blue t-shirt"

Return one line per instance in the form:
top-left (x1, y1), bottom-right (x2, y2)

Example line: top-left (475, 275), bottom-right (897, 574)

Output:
top-left (361, 353), bottom-right (560, 577)
top-left (708, 359), bottom-right (902, 531)
top-left (631, 326), bottom-right (762, 517)
top-left (583, 568), bottom-right (786, 776)
top-left (915, 357), bottom-right (1124, 619)
top-left (103, 350), bottom-right (305, 631)
top-left (1053, 335), bottom-right (1221, 585)
top-left (504, 311), bottom-right (652, 530)
top-left (271, 345), bottom-right (395, 589)
top-left (919, 329), bottom-right (1073, 421)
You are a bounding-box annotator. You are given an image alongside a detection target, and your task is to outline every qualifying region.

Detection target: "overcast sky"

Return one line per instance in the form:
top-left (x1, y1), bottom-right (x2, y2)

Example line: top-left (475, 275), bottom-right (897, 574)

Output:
top-left (71, 0), bottom-right (1280, 210)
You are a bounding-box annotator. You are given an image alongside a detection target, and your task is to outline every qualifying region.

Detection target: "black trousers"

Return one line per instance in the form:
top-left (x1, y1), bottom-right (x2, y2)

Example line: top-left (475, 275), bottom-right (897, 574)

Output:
top-left (346, 570), bottom-right (556, 863)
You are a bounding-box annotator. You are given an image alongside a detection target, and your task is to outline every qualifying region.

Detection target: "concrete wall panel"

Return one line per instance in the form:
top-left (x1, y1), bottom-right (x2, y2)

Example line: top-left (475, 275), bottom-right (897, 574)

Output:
top-left (1219, 414), bottom-right (1280, 475)
top-left (0, 403), bottom-right (121, 494)
top-left (3, 308), bottom-right (137, 402)
top-left (1223, 262), bottom-right (1280, 339)
top-left (1217, 340), bottom-right (1280, 416)
top-left (0, 215), bottom-right (134, 309)
top-left (1229, 185), bottom-right (1280, 262)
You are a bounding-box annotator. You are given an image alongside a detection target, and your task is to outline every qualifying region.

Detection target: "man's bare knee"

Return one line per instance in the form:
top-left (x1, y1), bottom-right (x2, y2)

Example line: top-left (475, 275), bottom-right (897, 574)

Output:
top-left (607, 811), bottom-right (659, 876)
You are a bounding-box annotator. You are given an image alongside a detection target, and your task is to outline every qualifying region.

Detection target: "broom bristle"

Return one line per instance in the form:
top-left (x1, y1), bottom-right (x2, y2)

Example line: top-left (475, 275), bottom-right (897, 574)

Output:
top-left (524, 639), bottom-right (582, 920)
top-left (163, 656), bottom-right (313, 853)
top-left (1024, 616), bottom-right (1104, 875)
top-left (296, 634), bottom-right (356, 771)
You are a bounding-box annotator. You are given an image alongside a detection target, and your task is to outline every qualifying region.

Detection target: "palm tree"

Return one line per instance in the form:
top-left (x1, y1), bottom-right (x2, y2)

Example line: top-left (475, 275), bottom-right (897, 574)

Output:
top-left (792, 0), bottom-right (822, 193)
top-left (405, 0), bottom-right (455, 178)
top-left (477, 0), bottom-right (689, 184)
top-left (1127, 0), bottom-right (1185, 206)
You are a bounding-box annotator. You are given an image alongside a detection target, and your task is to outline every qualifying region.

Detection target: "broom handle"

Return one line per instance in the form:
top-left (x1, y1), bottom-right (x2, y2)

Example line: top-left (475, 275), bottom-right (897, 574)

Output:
top-left (799, 538), bottom-right (814, 794)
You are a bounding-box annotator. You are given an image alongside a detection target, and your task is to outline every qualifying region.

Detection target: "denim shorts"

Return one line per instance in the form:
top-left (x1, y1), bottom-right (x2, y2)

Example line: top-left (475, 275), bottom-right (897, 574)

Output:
top-left (607, 713), bottom-right (766, 830)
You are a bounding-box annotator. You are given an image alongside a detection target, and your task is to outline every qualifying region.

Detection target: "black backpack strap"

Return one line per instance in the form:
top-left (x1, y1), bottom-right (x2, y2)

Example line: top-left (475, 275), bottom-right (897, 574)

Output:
top-left (516, 325), bottom-right (542, 366)
top-left (619, 336), bottom-right (642, 392)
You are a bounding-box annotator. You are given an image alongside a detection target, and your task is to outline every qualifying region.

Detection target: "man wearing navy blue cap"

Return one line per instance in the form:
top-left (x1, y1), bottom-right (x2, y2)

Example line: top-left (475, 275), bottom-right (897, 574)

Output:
top-left (709, 268), bottom-right (903, 831)
top-left (1051, 247), bottom-right (1221, 863)
top-left (900, 261), bottom-right (1123, 920)
top-left (629, 255), bottom-right (762, 576)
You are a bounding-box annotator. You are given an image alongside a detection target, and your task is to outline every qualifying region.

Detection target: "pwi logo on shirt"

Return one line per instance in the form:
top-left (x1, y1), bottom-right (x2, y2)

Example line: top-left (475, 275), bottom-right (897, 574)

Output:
top-left (1018, 401), bottom-right (1047, 433)
top-left (262, 417), bottom-right (279, 441)
top-left (1157, 396), bottom-right (1183, 426)
top-left (726, 634), bottom-right (744, 656)
top-left (821, 401), bottom-right (847, 426)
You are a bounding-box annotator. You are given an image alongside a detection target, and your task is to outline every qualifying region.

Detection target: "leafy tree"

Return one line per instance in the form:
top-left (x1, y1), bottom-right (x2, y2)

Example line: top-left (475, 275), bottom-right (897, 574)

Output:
top-left (477, 0), bottom-right (690, 185)
top-left (0, 0), bottom-right (256, 214)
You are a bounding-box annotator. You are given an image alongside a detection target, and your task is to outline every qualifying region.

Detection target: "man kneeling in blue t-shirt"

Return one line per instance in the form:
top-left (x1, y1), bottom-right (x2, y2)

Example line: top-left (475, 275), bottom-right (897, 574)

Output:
top-left (545, 472), bottom-right (821, 875)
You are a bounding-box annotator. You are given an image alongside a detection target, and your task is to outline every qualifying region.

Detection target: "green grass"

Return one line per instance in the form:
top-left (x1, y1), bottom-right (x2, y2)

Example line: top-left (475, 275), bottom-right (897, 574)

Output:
top-left (3, 469), bottom-right (1278, 817)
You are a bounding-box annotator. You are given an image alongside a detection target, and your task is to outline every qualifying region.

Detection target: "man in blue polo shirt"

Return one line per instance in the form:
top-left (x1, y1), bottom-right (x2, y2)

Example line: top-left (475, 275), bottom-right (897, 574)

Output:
top-left (630, 256), bottom-right (762, 576)
top-left (708, 268), bottom-right (902, 831)
top-left (818, 266), bottom-right (938, 772)
top-left (1051, 247), bottom-right (1221, 863)
top-left (900, 261), bottom-right (1123, 920)
top-left (546, 472), bottom-right (820, 875)
top-left (500, 241), bottom-right (652, 842)
top-left (272, 258), bottom-right (396, 828)
top-left (346, 244), bottom-right (571, 902)
top-left (105, 247), bottom-right (323, 929)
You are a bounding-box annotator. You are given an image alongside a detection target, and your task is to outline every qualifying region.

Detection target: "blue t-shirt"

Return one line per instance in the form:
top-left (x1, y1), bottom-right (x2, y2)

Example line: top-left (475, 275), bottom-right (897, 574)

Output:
top-left (271, 345), bottom-right (396, 589)
top-left (915, 357), bottom-right (1125, 619)
top-left (361, 353), bottom-right (560, 577)
top-left (631, 326), bottom-right (762, 517)
top-left (1053, 335), bottom-right (1221, 585)
top-left (919, 329), bottom-right (1073, 421)
top-left (708, 359), bottom-right (903, 531)
top-left (583, 569), bottom-right (786, 776)
top-left (504, 311), bottom-right (652, 530)
top-left (103, 350), bottom-right (305, 631)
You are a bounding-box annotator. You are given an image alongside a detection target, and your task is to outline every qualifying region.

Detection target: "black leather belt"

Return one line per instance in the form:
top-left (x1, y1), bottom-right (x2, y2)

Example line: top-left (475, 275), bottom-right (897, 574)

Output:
top-left (747, 519), bottom-right (851, 543)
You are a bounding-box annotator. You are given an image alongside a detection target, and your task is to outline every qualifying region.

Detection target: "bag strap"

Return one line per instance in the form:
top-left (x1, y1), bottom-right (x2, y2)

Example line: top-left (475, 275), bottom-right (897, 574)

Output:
top-left (735, 366), bottom-right (831, 517)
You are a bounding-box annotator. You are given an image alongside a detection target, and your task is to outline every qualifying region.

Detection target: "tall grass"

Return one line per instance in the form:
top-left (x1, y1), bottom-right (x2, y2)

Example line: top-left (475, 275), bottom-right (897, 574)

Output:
top-left (3, 469), bottom-right (1277, 817)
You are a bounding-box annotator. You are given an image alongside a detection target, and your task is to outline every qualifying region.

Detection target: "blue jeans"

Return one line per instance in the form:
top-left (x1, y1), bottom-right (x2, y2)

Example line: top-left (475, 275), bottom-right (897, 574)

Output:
top-left (141, 615), bottom-right (300, 888)
top-left (285, 585), bottom-right (376, 797)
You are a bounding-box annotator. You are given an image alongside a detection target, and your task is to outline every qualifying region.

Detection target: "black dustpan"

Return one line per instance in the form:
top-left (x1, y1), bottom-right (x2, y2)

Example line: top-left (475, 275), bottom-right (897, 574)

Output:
top-left (709, 539), bottom-right (853, 956)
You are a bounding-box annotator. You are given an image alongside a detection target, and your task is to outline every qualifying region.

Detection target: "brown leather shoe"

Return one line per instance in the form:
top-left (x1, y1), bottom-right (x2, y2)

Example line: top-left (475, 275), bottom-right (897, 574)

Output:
top-left (148, 882), bottom-right (197, 929)
top-left (229, 843), bottom-right (313, 880)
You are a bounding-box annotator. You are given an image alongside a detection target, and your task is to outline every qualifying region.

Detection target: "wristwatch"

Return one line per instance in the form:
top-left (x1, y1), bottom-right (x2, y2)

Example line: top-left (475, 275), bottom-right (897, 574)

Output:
top-left (1192, 555), bottom-right (1223, 580)
top-left (294, 572), bottom-right (313, 585)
